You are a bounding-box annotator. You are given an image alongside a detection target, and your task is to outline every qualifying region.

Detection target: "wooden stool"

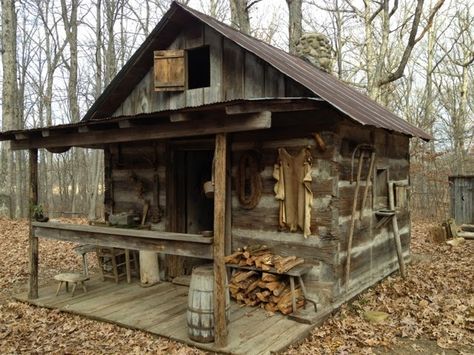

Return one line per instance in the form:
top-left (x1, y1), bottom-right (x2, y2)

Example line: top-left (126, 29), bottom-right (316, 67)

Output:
top-left (54, 273), bottom-right (89, 297)
top-left (96, 247), bottom-right (139, 283)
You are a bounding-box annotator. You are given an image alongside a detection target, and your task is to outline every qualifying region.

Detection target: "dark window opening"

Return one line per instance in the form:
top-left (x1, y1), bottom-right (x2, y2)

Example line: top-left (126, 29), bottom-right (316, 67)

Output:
top-left (187, 46), bottom-right (210, 89)
top-left (375, 168), bottom-right (388, 209)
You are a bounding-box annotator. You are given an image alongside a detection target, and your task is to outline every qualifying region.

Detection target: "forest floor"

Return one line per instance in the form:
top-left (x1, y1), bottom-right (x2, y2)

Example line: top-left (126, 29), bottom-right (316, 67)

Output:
top-left (0, 218), bottom-right (472, 354)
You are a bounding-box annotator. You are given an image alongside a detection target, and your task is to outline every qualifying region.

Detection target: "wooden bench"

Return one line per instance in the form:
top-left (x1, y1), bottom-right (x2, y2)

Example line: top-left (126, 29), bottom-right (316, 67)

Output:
top-left (54, 273), bottom-right (89, 297)
top-left (226, 263), bottom-right (318, 319)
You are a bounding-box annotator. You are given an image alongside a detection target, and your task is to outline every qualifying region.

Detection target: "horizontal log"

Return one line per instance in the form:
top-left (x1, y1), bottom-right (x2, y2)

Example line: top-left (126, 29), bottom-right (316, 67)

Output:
top-left (10, 112), bottom-right (272, 150)
top-left (32, 223), bottom-right (213, 259)
top-left (232, 230), bottom-right (338, 265)
top-left (32, 222), bottom-right (210, 243)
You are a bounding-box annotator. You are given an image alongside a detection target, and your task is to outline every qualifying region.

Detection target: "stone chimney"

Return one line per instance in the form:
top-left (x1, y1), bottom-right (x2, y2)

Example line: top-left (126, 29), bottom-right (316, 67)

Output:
top-left (295, 33), bottom-right (334, 73)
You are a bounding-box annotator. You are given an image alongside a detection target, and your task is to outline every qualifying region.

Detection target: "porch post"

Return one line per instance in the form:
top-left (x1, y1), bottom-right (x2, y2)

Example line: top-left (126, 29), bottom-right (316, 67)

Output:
top-left (28, 148), bottom-right (39, 299)
top-left (213, 133), bottom-right (228, 347)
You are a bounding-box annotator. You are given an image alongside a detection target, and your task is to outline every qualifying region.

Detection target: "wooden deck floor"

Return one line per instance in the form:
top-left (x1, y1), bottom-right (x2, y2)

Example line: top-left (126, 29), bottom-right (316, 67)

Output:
top-left (15, 277), bottom-right (314, 355)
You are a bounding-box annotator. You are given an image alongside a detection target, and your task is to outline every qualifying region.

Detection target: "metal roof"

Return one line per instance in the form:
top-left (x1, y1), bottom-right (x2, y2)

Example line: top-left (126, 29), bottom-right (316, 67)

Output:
top-left (31, 1), bottom-right (431, 140)
top-left (174, 3), bottom-right (431, 140)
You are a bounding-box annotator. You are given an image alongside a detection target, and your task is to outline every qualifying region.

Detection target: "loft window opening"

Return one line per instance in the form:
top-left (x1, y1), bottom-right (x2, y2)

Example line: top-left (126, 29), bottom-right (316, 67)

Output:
top-left (187, 46), bottom-right (210, 89)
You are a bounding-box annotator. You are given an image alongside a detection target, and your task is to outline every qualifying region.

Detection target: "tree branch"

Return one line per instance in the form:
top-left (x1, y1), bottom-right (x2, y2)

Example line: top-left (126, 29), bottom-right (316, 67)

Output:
top-left (378, 0), bottom-right (444, 86)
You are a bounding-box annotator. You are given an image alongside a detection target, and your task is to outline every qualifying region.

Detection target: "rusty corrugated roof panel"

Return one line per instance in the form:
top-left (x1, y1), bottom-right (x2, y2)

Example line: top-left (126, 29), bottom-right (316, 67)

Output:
top-left (175, 2), bottom-right (431, 140)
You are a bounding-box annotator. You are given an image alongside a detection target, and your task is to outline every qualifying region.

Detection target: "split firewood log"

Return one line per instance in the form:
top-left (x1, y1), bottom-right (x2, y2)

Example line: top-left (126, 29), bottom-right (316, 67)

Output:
top-left (276, 258), bottom-right (305, 273)
top-left (238, 275), bottom-right (260, 290)
top-left (232, 270), bottom-right (254, 283)
top-left (279, 299), bottom-right (305, 315)
top-left (256, 290), bottom-right (271, 302)
top-left (224, 251), bottom-right (244, 264)
top-left (245, 279), bottom-right (260, 294)
top-left (276, 288), bottom-right (304, 314)
top-left (261, 272), bottom-right (279, 282)
top-left (264, 302), bottom-right (278, 313)
top-left (265, 281), bottom-right (282, 291)
top-left (273, 283), bottom-right (288, 297)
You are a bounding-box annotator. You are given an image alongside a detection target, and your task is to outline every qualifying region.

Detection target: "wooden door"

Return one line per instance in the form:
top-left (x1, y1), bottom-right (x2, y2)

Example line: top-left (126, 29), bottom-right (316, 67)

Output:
top-left (166, 145), bottom-right (214, 279)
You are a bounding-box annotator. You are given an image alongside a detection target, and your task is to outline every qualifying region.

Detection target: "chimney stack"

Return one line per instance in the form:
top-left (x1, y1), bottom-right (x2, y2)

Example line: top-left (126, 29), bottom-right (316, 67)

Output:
top-left (295, 33), bottom-right (334, 73)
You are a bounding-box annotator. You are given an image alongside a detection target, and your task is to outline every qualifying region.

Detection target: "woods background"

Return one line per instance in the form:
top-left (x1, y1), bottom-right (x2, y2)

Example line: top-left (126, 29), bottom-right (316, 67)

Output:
top-left (0, 0), bottom-right (472, 220)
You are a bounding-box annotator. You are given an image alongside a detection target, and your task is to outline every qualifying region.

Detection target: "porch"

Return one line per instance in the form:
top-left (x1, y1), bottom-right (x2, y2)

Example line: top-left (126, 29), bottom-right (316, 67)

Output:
top-left (15, 277), bottom-right (314, 355)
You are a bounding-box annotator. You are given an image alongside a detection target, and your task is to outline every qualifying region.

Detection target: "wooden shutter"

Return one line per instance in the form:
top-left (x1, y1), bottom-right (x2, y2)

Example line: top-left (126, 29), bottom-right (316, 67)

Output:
top-left (154, 50), bottom-right (186, 91)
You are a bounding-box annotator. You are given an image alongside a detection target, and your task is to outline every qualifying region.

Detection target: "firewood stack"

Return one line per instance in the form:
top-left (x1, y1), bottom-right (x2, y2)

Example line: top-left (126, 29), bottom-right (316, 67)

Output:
top-left (225, 245), bottom-right (306, 314)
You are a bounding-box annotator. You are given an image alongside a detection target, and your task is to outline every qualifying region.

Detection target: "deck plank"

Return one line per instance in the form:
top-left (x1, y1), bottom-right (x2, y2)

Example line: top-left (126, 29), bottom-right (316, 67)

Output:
top-left (94, 284), bottom-right (181, 317)
top-left (15, 279), bottom-right (315, 354)
top-left (65, 285), bottom-right (172, 316)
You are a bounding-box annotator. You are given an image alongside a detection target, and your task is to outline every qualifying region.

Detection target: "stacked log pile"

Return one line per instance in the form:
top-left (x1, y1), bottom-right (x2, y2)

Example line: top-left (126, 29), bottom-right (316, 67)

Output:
top-left (225, 245), bottom-right (305, 314)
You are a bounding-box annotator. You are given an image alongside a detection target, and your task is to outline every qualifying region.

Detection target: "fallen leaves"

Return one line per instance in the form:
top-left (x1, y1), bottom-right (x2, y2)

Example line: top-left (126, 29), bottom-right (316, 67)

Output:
top-left (0, 218), bottom-right (472, 353)
top-left (287, 220), bottom-right (474, 354)
top-left (0, 217), bottom-right (203, 354)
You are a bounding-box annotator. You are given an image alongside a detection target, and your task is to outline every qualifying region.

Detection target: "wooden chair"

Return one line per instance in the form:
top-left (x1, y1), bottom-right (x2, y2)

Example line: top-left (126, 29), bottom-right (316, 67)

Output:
top-left (96, 247), bottom-right (139, 283)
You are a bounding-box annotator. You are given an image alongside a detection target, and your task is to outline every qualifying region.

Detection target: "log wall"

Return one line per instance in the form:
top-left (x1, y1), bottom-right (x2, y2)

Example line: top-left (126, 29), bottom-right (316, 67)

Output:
top-left (230, 112), bottom-right (342, 305)
top-left (229, 117), bottom-right (411, 306)
top-left (106, 142), bottom-right (168, 232)
top-left (334, 122), bottom-right (411, 301)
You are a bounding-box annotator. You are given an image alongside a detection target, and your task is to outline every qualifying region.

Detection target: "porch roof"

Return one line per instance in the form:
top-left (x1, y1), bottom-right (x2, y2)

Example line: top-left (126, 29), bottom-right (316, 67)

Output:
top-left (0, 98), bottom-right (325, 151)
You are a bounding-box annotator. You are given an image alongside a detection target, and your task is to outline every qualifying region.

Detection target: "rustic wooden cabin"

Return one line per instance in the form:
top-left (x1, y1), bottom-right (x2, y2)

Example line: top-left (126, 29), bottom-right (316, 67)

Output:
top-left (1, 2), bottom-right (431, 353)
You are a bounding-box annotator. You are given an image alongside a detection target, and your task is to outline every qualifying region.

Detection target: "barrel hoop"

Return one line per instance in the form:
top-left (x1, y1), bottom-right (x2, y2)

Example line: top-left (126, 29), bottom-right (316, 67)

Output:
top-left (187, 304), bottom-right (231, 314)
top-left (189, 289), bottom-right (213, 293)
top-left (188, 306), bottom-right (213, 314)
top-left (187, 323), bottom-right (214, 331)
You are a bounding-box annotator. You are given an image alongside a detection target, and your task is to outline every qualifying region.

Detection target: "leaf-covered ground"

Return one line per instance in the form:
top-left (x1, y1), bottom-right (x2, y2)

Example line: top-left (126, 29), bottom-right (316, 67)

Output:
top-left (0, 218), bottom-right (472, 354)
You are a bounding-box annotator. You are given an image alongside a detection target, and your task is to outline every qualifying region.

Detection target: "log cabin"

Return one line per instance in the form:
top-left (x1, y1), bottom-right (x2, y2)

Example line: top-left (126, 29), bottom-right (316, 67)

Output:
top-left (1, 2), bottom-right (431, 353)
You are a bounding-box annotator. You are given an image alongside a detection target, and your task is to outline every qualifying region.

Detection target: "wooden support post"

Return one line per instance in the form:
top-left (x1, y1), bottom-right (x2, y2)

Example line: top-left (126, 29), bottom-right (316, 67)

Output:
top-left (28, 148), bottom-right (39, 299)
top-left (388, 182), bottom-right (406, 278)
top-left (213, 133), bottom-right (228, 347)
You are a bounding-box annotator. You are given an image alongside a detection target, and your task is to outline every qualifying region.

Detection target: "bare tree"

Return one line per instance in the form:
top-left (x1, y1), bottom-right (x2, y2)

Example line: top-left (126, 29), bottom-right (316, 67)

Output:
top-left (229, 0), bottom-right (262, 34)
top-left (1, 0), bottom-right (19, 217)
top-left (286, 0), bottom-right (302, 54)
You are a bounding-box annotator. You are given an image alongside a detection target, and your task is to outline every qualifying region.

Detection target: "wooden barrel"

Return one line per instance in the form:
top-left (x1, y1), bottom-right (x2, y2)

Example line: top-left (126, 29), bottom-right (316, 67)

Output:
top-left (187, 264), bottom-right (230, 343)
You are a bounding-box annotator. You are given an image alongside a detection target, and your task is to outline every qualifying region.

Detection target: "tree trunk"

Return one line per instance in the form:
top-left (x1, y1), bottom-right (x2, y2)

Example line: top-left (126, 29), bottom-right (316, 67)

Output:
top-left (229, 0), bottom-right (251, 34)
top-left (286, 0), bottom-right (302, 55)
top-left (1, 0), bottom-right (19, 218)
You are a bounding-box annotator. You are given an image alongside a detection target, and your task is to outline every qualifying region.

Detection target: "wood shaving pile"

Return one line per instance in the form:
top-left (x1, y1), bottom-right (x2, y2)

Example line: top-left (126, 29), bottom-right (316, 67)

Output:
top-left (0, 218), bottom-right (472, 353)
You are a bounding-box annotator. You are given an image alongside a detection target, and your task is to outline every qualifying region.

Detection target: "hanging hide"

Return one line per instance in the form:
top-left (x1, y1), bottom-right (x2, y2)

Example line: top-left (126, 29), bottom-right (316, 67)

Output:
top-left (273, 147), bottom-right (313, 238)
top-left (236, 150), bottom-right (262, 209)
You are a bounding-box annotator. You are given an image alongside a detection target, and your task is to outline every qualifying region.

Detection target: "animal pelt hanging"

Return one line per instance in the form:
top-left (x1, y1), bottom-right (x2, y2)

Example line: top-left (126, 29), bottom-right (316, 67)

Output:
top-left (273, 147), bottom-right (313, 238)
top-left (236, 150), bottom-right (263, 209)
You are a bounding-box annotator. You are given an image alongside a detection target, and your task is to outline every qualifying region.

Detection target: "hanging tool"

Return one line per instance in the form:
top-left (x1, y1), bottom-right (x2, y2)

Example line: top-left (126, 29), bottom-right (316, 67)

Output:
top-left (360, 151), bottom-right (376, 220)
top-left (344, 150), bottom-right (365, 289)
top-left (345, 144), bottom-right (375, 289)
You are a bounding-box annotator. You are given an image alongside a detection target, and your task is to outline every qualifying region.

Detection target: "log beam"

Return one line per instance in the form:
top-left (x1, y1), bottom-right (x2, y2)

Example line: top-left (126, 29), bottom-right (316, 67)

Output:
top-left (28, 148), bottom-right (39, 299)
top-left (32, 223), bottom-right (213, 259)
top-left (213, 133), bottom-right (228, 347)
top-left (10, 112), bottom-right (272, 150)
